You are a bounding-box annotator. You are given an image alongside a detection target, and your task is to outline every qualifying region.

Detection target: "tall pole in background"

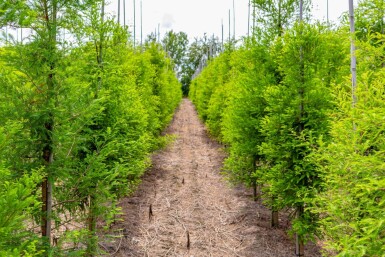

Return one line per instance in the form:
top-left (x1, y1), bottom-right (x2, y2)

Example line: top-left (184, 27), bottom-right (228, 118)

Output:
top-left (118, 0), bottom-right (120, 24)
top-left (299, 0), bottom-right (303, 21)
top-left (158, 23), bottom-right (160, 42)
top-left (253, 3), bottom-right (256, 35)
top-left (141, 0), bottom-right (143, 46)
top-left (123, 0), bottom-right (126, 28)
top-left (327, 0), bottom-right (329, 24)
top-left (221, 19), bottom-right (224, 48)
top-left (228, 9), bottom-right (231, 42)
top-left (349, 0), bottom-right (357, 109)
top-left (134, 0), bottom-right (136, 47)
top-left (233, 0), bottom-right (235, 39)
top-left (248, 0), bottom-right (251, 37)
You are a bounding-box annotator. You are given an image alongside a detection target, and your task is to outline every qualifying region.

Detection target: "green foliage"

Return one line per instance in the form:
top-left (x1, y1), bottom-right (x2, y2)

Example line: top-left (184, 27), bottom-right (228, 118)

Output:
top-left (162, 30), bottom-right (189, 72)
top-left (314, 33), bottom-right (385, 256)
top-left (190, 22), bottom-right (350, 247)
top-left (0, 128), bottom-right (42, 256)
top-left (0, 1), bottom-right (182, 255)
top-left (355, 0), bottom-right (385, 41)
top-left (181, 35), bottom-right (222, 96)
top-left (190, 48), bottom-right (231, 124)
top-left (259, 23), bottom-right (346, 241)
top-left (221, 44), bottom-right (274, 185)
top-left (252, 0), bottom-right (311, 40)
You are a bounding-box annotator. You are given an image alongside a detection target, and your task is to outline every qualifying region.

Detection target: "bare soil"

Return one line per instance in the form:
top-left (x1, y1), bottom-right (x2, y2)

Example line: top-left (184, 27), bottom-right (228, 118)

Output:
top-left (101, 99), bottom-right (322, 257)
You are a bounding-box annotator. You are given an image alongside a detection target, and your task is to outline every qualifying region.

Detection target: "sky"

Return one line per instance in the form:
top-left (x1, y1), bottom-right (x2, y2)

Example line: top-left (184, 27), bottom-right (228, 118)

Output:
top-left (105, 0), bottom-right (360, 42)
top-left (1, 0), bottom-right (359, 44)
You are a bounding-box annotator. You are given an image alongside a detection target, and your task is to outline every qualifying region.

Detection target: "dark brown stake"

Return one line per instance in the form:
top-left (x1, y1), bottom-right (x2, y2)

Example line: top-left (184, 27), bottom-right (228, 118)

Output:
top-left (253, 180), bottom-right (258, 202)
top-left (186, 230), bottom-right (190, 249)
top-left (123, 228), bottom-right (128, 239)
top-left (182, 178), bottom-right (185, 184)
top-left (53, 236), bottom-right (58, 246)
top-left (271, 210), bottom-right (279, 228)
top-left (149, 204), bottom-right (153, 221)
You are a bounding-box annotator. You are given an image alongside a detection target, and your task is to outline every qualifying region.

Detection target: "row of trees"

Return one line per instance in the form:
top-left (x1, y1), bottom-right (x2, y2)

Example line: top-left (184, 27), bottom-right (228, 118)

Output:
top-left (159, 30), bottom-right (223, 96)
top-left (0, 0), bottom-right (182, 256)
top-left (190, 0), bottom-right (385, 256)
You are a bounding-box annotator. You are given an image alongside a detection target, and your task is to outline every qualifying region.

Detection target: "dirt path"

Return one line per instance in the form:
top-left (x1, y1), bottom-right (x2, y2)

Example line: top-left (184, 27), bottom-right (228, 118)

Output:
top-left (104, 99), bottom-right (322, 257)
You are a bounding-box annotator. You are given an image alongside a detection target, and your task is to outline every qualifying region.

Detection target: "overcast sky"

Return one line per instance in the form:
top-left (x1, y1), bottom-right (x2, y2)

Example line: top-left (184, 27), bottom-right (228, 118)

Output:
top-left (1, 0), bottom-right (359, 44)
top-left (106, 0), bottom-right (359, 42)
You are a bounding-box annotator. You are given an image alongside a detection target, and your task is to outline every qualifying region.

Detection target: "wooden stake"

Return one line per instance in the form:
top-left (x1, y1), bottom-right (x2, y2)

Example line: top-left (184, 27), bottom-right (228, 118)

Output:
top-left (186, 230), bottom-right (190, 249)
top-left (149, 204), bottom-right (153, 221)
top-left (253, 180), bottom-right (257, 201)
top-left (271, 210), bottom-right (279, 228)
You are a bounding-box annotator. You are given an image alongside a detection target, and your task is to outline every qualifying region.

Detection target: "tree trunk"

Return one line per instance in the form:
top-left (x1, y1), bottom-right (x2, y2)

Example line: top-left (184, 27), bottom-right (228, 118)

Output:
top-left (295, 5), bottom-right (305, 256)
top-left (41, 0), bottom-right (57, 249)
top-left (295, 205), bottom-right (305, 257)
top-left (271, 193), bottom-right (279, 227)
top-left (277, 0), bottom-right (283, 36)
top-left (86, 3), bottom-right (105, 254)
top-left (86, 196), bottom-right (97, 257)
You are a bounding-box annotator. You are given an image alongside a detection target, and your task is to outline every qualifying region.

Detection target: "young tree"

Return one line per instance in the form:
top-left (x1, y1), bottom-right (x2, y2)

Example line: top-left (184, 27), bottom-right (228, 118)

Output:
top-left (259, 23), bottom-right (347, 252)
top-left (181, 35), bottom-right (222, 95)
top-left (1, 0), bottom-right (63, 248)
top-left (252, 0), bottom-right (310, 40)
top-left (315, 33), bottom-right (385, 255)
top-left (355, 0), bottom-right (385, 40)
top-left (221, 44), bottom-right (274, 201)
top-left (161, 30), bottom-right (189, 75)
top-left (0, 1), bottom-right (182, 255)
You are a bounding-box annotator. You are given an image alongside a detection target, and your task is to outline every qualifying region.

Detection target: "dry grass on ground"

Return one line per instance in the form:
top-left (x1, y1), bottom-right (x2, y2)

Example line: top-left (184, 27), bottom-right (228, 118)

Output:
top-left (100, 99), bottom-right (322, 257)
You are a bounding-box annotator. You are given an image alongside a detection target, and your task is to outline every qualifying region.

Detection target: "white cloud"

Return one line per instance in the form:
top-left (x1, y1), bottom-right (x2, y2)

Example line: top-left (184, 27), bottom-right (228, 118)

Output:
top-left (162, 13), bottom-right (175, 29)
